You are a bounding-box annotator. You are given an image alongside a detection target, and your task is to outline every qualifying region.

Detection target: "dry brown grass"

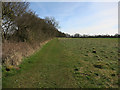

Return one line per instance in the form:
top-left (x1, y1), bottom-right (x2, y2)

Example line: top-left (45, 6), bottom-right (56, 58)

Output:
top-left (2, 39), bottom-right (51, 67)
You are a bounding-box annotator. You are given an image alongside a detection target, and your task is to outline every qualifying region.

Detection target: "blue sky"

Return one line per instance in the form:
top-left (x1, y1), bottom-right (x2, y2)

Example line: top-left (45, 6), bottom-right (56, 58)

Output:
top-left (30, 2), bottom-right (118, 35)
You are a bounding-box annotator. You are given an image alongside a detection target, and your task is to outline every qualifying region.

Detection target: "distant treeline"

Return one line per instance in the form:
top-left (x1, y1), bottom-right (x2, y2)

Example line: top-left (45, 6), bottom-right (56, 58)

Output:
top-left (2, 2), bottom-right (66, 43)
top-left (65, 33), bottom-right (120, 38)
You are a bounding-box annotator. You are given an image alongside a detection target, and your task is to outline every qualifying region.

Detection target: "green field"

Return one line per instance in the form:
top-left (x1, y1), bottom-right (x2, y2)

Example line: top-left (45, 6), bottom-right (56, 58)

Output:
top-left (2, 38), bottom-right (118, 88)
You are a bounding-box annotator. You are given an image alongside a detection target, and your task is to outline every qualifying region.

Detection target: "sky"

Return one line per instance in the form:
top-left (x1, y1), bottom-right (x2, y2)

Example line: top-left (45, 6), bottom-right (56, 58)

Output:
top-left (29, 2), bottom-right (118, 35)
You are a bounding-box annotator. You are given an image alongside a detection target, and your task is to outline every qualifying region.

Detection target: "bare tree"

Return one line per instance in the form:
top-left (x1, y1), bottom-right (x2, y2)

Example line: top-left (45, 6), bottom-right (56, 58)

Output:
top-left (2, 2), bottom-right (29, 40)
top-left (44, 17), bottom-right (60, 29)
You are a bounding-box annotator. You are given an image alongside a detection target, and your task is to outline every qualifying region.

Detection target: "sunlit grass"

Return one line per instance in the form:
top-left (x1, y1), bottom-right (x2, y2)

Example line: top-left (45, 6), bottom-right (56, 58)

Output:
top-left (3, 38), bottom-right (118, 88)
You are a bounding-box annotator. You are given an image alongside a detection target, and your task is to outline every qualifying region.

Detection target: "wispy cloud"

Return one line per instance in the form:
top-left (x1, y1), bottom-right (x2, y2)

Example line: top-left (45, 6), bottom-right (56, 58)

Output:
top-left (60, 2), bottom-right (118, 35)
top-left (30, 2), bottom-right (118, 35)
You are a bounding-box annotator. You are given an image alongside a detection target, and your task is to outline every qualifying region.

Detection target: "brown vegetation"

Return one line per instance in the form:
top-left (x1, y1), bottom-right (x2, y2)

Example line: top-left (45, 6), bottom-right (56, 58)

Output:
top-left (2, 39), bottom-right (50, 67)
top-left (2, 2), bottom-right (66, 67)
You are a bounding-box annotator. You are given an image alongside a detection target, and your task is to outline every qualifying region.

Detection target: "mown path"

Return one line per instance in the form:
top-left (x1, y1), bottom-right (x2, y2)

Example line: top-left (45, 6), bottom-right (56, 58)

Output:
top-left (3, 38), bottom-right (118, 88)
top-left (3, 38), bottom-right (78, 88)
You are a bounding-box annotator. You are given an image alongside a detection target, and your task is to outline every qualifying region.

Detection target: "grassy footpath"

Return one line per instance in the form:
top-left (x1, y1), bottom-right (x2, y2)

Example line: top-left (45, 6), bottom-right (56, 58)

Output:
top-left (2, 38), bottom-right (118, 88)
top-left (2, 38), bottom-right (78, 88)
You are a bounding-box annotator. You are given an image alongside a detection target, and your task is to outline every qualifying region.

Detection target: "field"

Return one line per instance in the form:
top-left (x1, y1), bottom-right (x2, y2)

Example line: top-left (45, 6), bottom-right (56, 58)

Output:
top-left (2, 38), bottom-right (118, 88)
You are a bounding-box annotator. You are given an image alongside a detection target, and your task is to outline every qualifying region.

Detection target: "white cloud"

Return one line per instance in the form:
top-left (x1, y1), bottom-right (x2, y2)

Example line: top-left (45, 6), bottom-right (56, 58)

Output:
top-left (63, 2), bottom-right (118, 35)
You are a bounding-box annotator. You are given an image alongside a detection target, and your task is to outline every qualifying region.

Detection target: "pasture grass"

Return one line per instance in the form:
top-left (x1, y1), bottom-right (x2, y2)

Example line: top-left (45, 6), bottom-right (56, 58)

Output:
top-left (2, 38), bottom-right (118, 88)
top-left (59, 38), bottom-right (118, 88)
